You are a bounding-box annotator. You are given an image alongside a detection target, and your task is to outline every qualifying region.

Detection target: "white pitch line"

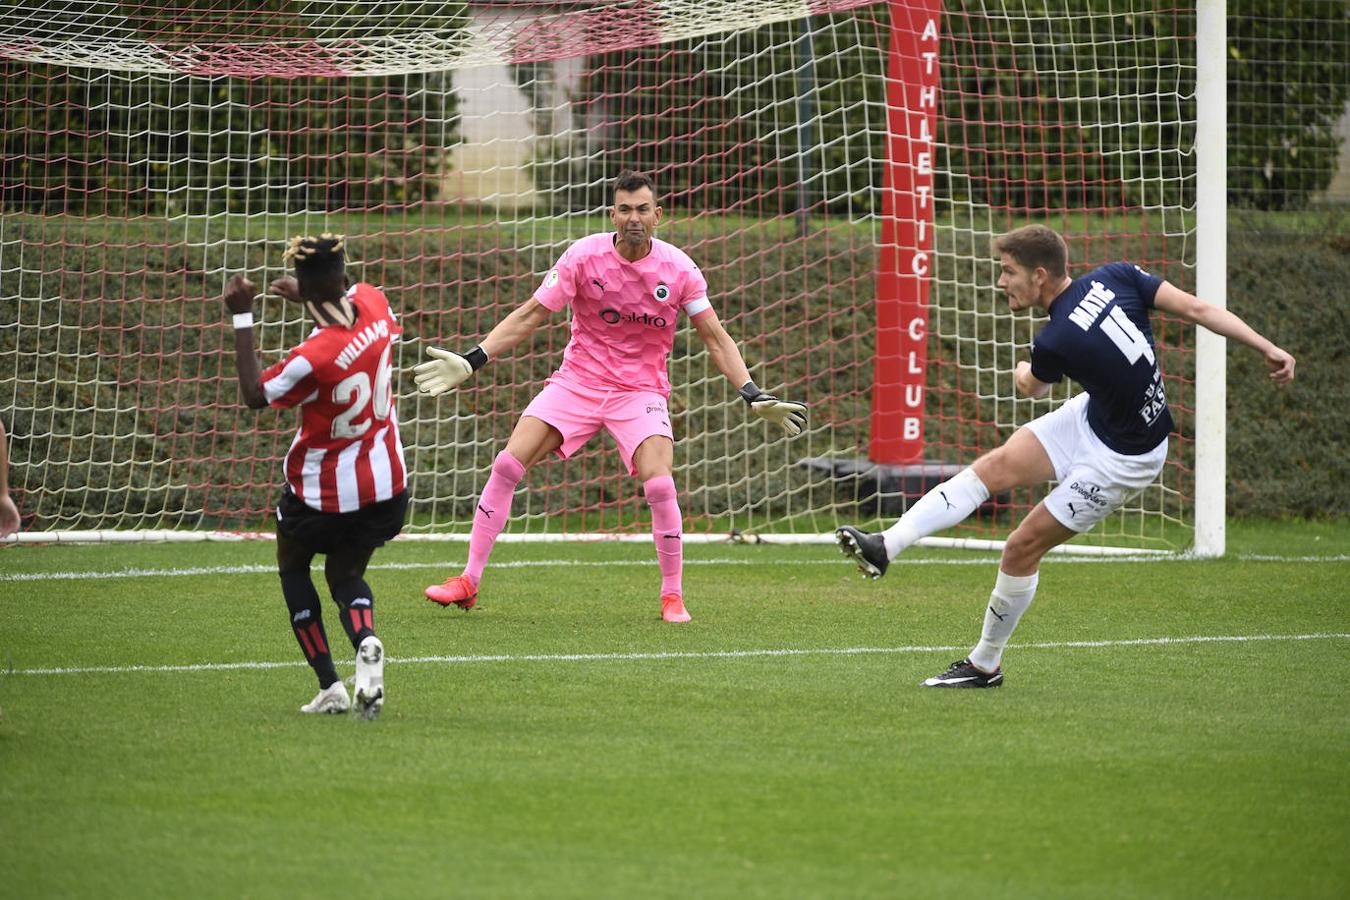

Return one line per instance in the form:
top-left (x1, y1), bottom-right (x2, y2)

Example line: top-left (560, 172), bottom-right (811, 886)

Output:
top-left (3, 552), bottom-right (1346, 584)
top-left (0, 557), bottom-right (1048, 583)
top-left (10, 632), bottom-right (1349, 677)
top-left (1234, 554), bottom-right (1350, 562)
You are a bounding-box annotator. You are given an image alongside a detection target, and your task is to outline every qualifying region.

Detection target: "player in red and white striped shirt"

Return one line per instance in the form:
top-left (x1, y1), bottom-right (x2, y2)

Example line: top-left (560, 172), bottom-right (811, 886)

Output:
top-left (224, 234), bottom-right (406, 720)
top-left (259, 285), bottom-right (407, 514)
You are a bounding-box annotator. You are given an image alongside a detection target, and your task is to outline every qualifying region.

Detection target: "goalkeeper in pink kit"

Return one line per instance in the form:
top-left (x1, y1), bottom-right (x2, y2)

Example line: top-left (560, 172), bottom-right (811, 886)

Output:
top-left (415, 171), bottom-right (807, 622)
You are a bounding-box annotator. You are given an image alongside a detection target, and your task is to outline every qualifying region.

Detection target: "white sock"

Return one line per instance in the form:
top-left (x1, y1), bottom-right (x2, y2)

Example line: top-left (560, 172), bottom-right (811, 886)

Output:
top-left (968, 569), bottom-right (1039, 672)
top-left (882, 467), bottom-right (990, 559)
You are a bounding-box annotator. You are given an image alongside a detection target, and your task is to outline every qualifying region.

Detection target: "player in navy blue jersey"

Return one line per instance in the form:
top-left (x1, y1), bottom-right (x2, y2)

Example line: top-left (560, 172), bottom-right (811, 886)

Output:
top-left (837, 224), bottom-right (1295, 688)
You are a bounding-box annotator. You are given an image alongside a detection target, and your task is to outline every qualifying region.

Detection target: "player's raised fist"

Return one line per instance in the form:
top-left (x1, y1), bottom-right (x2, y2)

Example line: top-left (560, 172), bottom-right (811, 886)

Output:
top-left (223, 275), bottom-right (257, 314)
top-left (1265, 345), bottom-right (1295, 385)
top-left (269, 276), bottom-right (301, 303)
top-left (739, 381), bottom-right (807, 437)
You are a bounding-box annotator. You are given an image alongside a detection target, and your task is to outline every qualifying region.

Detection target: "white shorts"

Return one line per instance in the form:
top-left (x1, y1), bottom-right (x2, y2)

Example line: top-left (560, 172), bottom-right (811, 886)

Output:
top-left (1026, 393), bottom-right (1168, 533)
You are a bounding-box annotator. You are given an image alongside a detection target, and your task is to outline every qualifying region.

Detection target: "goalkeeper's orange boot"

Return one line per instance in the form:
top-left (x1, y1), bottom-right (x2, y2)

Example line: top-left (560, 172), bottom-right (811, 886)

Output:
top-left (426, 575), bottom-right (478, 610)
top-left (661, 593), bottom-right (691, 623)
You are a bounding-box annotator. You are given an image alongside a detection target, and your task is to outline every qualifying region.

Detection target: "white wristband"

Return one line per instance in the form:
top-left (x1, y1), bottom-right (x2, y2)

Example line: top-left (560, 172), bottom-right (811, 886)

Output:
top-left (232, 312), bottom-right (254, 330)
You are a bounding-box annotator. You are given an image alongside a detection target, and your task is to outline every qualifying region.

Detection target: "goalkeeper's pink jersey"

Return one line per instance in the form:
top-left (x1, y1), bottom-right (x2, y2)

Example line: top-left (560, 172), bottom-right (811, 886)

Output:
top-left (532, 233), bottom-right (713, 394)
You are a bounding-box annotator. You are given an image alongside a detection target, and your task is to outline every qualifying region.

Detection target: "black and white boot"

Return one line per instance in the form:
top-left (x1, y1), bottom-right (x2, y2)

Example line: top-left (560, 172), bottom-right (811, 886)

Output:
top-left (921, 658), bottom-right (1003, 688)
top-left (835, 525), bottom-right (890, 579)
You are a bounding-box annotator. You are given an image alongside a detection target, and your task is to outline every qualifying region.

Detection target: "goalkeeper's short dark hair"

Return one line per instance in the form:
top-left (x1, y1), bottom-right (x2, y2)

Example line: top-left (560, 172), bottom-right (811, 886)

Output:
top-left (283, 233), bottom-right (347, 302)
top-left (613, 170), bottom-right (657, 201)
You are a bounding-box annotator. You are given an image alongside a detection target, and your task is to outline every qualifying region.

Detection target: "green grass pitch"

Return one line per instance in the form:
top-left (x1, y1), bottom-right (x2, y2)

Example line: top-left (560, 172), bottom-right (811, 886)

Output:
top-left (1, 522), bottom-right (1347, 898)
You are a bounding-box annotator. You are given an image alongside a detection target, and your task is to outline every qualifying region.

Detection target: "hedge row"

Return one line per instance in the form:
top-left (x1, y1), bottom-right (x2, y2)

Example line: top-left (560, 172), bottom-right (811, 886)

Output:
top-left (0, 212), bottom-right (1344, 536)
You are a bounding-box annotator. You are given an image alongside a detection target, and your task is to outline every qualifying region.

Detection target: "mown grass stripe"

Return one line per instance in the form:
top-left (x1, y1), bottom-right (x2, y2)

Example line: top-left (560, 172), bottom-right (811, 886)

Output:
top-left (12, 632), bottom-right (1349, 677)
top-left (4, 553), bottom-right (1345, 583)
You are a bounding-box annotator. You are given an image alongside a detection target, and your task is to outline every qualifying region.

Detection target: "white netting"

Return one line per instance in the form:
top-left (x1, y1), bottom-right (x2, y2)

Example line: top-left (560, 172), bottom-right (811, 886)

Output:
top-left (2, 1), bottom-right (1220, 549)
top-left (0, 0), bottom-right (878, 76)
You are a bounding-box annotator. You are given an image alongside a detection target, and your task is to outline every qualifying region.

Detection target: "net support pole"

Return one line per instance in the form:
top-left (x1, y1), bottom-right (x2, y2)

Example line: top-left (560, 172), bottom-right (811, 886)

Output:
top-left (794, 16), bottom-right (819, 237)
top-left (1193, 0), bottom-right (1226, 557)
top-left (869, 1), bottom-right (941, 464)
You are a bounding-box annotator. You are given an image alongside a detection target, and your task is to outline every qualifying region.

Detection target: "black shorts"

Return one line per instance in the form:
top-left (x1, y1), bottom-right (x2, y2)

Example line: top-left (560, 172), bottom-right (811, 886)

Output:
top-left (275, 487), bottom-right (409, 555)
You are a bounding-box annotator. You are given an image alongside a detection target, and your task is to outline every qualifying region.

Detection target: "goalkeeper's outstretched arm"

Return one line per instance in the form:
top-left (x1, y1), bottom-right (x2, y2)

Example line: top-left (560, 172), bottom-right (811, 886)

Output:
top-left (692, 311), bottom-right (807, 437)
top-left (415, 299), bottom-right (553, 397)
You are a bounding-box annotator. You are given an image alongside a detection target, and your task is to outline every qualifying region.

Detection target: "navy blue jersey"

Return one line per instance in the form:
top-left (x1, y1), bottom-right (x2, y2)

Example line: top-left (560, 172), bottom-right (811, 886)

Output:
top-left (1030, 262), bottom-right (1174, 454)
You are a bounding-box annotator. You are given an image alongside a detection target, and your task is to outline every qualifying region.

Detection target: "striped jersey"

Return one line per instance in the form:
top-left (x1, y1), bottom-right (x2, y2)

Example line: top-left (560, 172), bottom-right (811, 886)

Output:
top-left (260, 283), bottom-right (407, 512)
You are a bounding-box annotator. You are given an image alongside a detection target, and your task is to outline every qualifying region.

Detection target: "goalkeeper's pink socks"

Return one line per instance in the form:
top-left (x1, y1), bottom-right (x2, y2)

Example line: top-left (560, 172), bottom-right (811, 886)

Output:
top-left (643, 475), bottom-right (684, 599)
top-left (882, 466), bottom-right (991, 559)
top-left (463, 450), bottom-right (526, 586)
top-left (459, 460), bottom-right (684, 618)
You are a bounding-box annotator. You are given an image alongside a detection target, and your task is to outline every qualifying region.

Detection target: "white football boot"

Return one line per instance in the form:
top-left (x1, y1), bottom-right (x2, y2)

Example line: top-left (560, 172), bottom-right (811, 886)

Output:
top-left (301, 681), bottom-right (351, 714)
top-left (353, 635), bottom-right (385, 721)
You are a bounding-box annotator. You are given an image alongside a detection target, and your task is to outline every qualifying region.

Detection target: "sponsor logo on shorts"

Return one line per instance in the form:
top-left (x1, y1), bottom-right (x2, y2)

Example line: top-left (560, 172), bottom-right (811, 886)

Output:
top-left (1068, 481), bottom-right (1108, 510)
top-left (599, 308), bottom-right (668, 328)
top-left (645, 403), bottom-right (666, 415)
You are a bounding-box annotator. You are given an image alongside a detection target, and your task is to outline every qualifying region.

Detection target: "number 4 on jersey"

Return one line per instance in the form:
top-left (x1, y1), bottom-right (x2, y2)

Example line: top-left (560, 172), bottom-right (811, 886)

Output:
top-left (1099, 305), bottom-right (1155, 366)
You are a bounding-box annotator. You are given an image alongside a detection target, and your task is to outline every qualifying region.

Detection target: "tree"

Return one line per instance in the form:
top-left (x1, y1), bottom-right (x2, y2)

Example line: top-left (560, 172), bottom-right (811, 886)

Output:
top-left (0, 1), bottom-right (466, 215)
top-left (1227, 0), bottom-right (1350, 209)
top-left (519, 3), bottom-right (1348, 215)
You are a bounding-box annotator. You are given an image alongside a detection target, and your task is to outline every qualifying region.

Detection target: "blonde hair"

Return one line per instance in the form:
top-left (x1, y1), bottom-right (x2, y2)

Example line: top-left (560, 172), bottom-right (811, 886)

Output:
top-left (282, 232), bottom-right (345, 265)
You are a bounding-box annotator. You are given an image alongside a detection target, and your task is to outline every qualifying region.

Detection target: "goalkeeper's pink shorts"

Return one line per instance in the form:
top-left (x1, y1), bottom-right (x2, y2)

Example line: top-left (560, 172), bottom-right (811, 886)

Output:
top-left (520, 376), bottom-right (674, 476)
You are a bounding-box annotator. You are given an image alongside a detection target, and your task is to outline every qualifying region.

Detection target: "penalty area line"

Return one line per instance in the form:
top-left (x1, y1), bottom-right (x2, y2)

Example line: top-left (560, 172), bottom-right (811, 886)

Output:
top-left (12, 632), bottom-right (1350, 677)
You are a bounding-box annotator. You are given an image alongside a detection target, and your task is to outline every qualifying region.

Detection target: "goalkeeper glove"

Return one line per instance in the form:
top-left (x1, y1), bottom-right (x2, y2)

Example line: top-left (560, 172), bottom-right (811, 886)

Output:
top-left (739, 381), bottom-right (807, 437)
top-left (413, 345), bottom-right (488, 396)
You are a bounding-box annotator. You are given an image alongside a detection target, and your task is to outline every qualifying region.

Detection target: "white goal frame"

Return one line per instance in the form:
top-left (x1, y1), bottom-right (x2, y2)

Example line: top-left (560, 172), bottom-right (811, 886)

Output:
top-left (1, 1), bottom-right (1229, 556)
top-left (1192, 0), bottom-right (1228, 557)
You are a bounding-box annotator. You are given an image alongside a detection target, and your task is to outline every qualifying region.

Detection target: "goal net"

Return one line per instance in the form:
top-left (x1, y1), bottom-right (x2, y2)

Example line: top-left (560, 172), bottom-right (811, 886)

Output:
top-left (1, 1), bottom-right (1207, 549)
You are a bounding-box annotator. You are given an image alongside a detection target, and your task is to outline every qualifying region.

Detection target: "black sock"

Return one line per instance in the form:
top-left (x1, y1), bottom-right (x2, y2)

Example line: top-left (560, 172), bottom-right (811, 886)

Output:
top-left (330, 577), bottom-right (376, 650)
top-left (280, 569), bottom-right (339, 689)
